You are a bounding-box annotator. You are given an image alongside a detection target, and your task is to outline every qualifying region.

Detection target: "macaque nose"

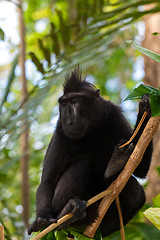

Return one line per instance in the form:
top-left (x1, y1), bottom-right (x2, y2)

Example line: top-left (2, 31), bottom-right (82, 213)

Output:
top-left (66, 117), bottom-right (72, 125)
top-left (66, 105), bottom-right (73, 125)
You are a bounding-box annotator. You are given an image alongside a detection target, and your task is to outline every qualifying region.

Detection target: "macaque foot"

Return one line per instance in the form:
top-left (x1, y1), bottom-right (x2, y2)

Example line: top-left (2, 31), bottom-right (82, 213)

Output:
top-left (28, 217), bottom-right (57, 235)
top-left (139, 94), bottom-right (151, 117)
top-left (57, 199), bottom-right (87, 230)
top-left (104, 140), bottom-right (135, 179)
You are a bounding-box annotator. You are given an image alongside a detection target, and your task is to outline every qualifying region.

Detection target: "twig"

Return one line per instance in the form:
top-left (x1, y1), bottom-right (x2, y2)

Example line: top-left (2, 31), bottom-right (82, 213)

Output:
top-left (83, 115), bottom-right (160, 238)
top-left (115, 196), bottom-right (125, 240)
top-left (31, 214), bottom-right (73, 240)
top-left (119, 111), bottom-right (148, 148)
top-left (30, 188), bottom-right (112, 240)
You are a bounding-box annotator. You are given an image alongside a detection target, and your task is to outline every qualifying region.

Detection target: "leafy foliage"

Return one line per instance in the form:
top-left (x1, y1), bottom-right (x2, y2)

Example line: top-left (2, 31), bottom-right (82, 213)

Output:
top-left (1, 0), bottom-right (160, 144)
top-left (125, 41), bottom-right (160, 116)
top-left (143, 194), bottom-right (160, 231)
top-left (144, 208), bottom-right (160, 230)
top-left (104, 222), bottom-right (160, 240)
top-left (1, 0), bottom-right (160, 239)
top-left (0, 54), bottom-right (19, 113)
top-left (152, 194), bottom-right (160, 208)
top-left (30, 227), bottom-right (102, 240)
top-left (127, 41), bottom-right (160, 62)
top-left (124, 84), bottom-right (160, 117)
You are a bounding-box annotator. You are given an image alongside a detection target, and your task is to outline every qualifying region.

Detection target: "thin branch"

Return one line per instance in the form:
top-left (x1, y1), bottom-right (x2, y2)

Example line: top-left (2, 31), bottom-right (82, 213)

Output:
top-left (30, 214), bottom-right (73, 240)
top-left (115, 197), bottom-right (125, 240)
top-left (119, 111), bottom-right (148, 148)
top-left (30, 188), bottom-right (113, 240)
top-left (83, 115), bottom-right (160, 238)
top-left (30, 116), bottom-right (160, 240)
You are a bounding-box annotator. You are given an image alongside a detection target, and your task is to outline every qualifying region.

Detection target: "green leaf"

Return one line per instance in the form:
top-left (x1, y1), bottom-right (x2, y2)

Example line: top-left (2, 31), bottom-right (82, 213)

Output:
top-left (67, 227), bottom-right (92, 240)
top-left (55, 230), bottom-right (68, 240)
top-left (38, 39), bottom-right (51, 66)
top-left (29, 52), bottom-right (45, 74)
top-left (55, 9), bottom-right (70, 48)
top-left (127, 41), bottom-right (160, 62)
top-left (42, 231), bottom-right (56, 240)
top-left (124, 84), bottom-right (159, 101)
top-left (129, 222), bottom-right (160, 240)
top-left (94, 228), bottom-right (102, 240)
top-left (124, 84), bottom-right (160, 117)
top-left (105, 222), bottom-right (160, 240)
top-left (0, 54), bottom-right (19, 112)
top-left (0, 28), bottom-right (5, 41)
top-left (30, 231), bottom-right (41, 240)
top-left (144, 208), bottom-right (160, 230)
top-left (30, 230), bottom-right (56, 240)
top-left (50, 23), bottom-right (60, 56)
top-left (152, 32), bottom-right (160, 36)
top-left (150, 93), bottom-right (160, 117)
top-left (152, 194), bottom-right (160, 208)
top-left (156, 166), bottom-right (160, 176)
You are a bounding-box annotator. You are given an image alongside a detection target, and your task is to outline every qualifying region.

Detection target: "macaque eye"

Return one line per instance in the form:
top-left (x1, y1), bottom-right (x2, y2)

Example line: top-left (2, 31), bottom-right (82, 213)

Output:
top-left (61, 100), bottom-right (67, 106)
top-left (70, 98), bottom-right (77, 104)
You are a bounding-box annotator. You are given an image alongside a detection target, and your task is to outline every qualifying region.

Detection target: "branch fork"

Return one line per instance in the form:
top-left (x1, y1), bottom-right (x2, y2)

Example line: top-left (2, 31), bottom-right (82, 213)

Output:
top-left (30, 116), bottom-right (160, 240)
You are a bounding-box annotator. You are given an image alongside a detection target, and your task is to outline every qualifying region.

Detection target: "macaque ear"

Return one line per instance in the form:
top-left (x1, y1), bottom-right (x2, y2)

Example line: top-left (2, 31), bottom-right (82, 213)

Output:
top-left (95, 89), bottom-right (100, 97)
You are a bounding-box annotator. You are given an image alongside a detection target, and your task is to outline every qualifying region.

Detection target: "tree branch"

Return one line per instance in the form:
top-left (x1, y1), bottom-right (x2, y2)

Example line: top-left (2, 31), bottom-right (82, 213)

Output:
top-left (115, 196), bottom-right (125, 240)
top-left (18, 0), bottom-right (30, 227)
top-left (83, 115), bottom-right (160, 238)
top-left (30, 115), bottom-right (160, 240)
top-left (30, 188), bottom-right (113, 240)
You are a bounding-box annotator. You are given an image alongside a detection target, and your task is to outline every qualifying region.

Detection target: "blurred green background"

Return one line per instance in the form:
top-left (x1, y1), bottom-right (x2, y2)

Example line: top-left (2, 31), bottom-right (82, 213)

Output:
top-left (0, 0), bottom-right (160, 239)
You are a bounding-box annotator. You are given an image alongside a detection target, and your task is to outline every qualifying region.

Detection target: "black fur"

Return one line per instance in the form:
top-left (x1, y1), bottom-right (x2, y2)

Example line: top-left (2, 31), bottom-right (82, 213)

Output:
top-left (63, 68), bottom-right (96, 93)
top-left (28, 68), bottom-right (153, 237)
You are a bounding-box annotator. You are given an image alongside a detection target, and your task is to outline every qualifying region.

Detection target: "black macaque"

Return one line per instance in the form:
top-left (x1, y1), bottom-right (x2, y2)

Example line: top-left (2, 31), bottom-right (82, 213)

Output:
top-left (28, 68), bottom-right (153, 237)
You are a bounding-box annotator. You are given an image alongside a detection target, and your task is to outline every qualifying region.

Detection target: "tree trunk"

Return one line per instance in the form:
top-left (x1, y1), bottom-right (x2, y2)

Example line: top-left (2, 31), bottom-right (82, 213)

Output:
top-left (18, 0), bottom-right (30, 227)
top-left (143, 9), bottom-right (160, 203)
top-left (66, 0), bottom-right (77, 24)
top-left (0, 225), bottom-right (4, 240)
